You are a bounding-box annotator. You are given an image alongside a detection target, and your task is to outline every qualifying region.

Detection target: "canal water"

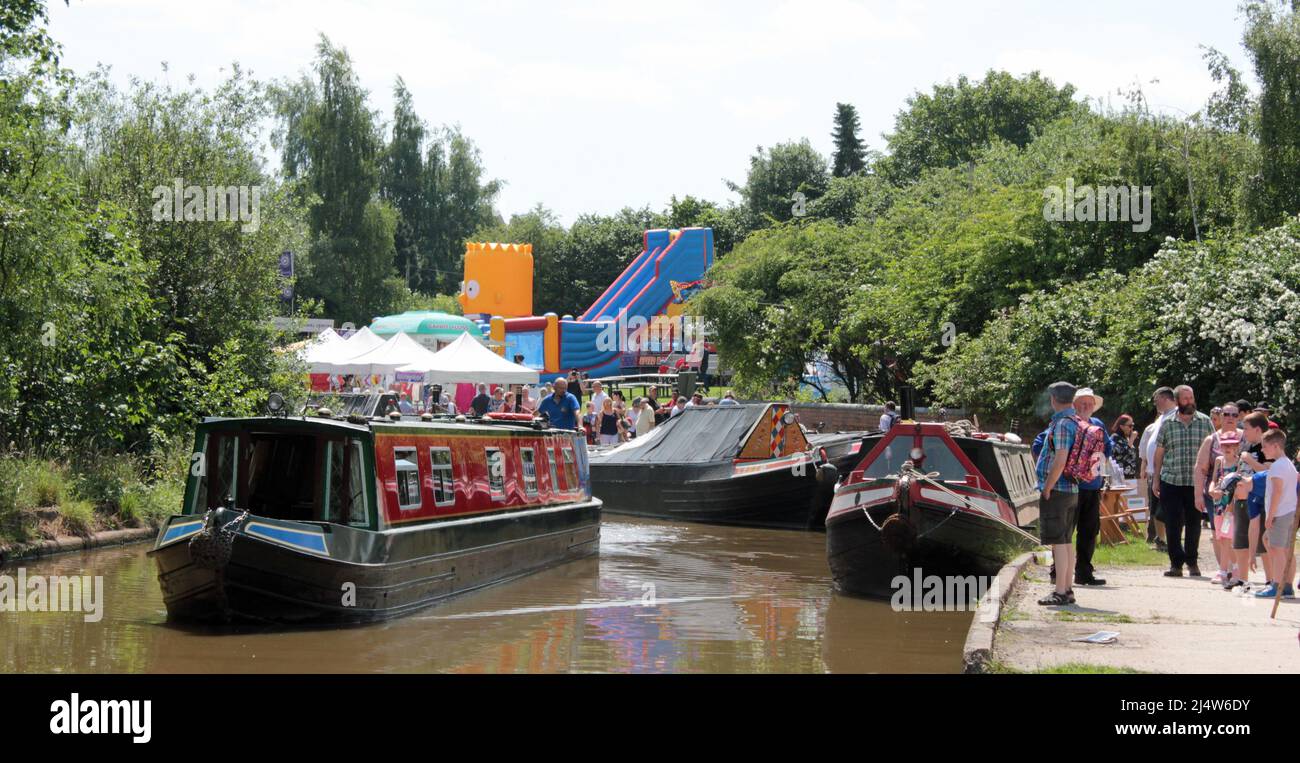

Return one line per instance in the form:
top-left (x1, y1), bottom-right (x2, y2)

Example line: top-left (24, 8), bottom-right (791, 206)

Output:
top-left (0, 517), bottom-right (971, 673)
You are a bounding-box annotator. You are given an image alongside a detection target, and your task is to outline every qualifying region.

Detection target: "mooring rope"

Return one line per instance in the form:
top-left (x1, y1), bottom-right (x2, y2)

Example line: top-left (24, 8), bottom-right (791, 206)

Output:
top-left (857, 461), bottom-right (989, 539)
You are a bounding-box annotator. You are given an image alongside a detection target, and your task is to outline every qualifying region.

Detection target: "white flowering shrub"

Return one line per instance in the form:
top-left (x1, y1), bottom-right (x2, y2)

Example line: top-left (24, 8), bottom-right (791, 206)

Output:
top-left (923, 216), bottom-right (1300, 427)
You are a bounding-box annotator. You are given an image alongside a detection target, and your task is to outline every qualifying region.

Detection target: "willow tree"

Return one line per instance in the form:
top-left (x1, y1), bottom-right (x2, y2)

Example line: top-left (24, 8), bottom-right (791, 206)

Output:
top-left (276, 36), bottom-right (397, 324)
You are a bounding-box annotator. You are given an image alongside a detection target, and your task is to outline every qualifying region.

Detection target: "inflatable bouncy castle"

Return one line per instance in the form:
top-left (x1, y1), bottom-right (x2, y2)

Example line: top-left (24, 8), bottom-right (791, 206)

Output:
top-left (459, 227), bottom-right (714, 378)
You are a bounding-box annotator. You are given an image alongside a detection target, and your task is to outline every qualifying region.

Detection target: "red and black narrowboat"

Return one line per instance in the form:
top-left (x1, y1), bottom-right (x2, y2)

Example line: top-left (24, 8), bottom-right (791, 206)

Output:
top-left (825, 420), bottom-right (1040, 598)
top-left (149, 399), bottom-right (600, 624)
top-left (588, 403), bottom-right (839, 529)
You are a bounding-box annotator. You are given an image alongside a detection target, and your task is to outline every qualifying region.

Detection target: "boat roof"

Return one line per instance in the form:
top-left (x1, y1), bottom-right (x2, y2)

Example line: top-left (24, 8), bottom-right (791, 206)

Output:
top-left (593, 404), bottom-right (770, 464)
top-left (882, 420), bottom-right (1025, 445)
top-left (199, 414), bottom-right (576, 437)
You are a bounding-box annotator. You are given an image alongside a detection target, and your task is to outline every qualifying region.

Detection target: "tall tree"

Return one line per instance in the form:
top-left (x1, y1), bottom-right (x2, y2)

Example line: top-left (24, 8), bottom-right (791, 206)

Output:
top-left (430, 128), bottom-right (500, 294)
top-left (881, 70), bottom-right (1080, 183)
top-left (830, 102), bottom-right (867, 177)
top-left (1242, 0), bottom-right (1300, 227)
top-left (277, 36), bottom-right (396, 324)
top-left (1, 1), bottom-right (298, 450)
top-left (689, 221), bottom-right (877, 401)
top-left (727, 139), bottom-right (829, 229)
top-left (380, 77), bottom-right (426, 288)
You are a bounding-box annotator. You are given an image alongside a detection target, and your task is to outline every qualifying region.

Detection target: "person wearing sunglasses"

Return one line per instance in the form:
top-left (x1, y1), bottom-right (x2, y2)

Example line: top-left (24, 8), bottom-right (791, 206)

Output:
top-left (1110, 414), bottom-right (1139, 479)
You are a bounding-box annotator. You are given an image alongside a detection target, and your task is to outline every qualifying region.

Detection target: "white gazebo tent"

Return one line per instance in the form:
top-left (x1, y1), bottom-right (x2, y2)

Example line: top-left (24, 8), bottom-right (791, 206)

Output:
top-left (308, 326), bottom-right (386, 374)
top-left (330, 331), bottom-right (443, 377)
top-left (299, 327), bottom-right (344, 364)
top-left (413, 332), bottom-right (539, 385)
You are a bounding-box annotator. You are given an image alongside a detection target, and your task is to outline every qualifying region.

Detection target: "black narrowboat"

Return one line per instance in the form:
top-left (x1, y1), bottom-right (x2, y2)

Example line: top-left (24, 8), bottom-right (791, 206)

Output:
top-left (826, 420), bottom-right (1040, 598)
top-left (150, 400), bottom-right (600, 624)
top-left (588, 403), bottom-right (839, 529)
top-left (807, 430), bottom-right (873, 475)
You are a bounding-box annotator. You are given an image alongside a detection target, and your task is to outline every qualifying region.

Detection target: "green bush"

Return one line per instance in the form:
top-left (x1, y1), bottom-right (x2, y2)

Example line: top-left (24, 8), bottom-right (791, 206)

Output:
top-left (28, 460), bottom-right (66, 507)
top-left (0, 457), bottom-right (28, 544)
top-left (139, 481), bottom-right (184, 524)
top-left (0, 444), bottom-right (187, 543)
top-left (117, 487), bottom-right (142, 523)
top-left (118, 480), bottom-right (181, 527)
top-left (70, 454), bottom-right (137, 513)
top-left (58, 499), bottom-right (95, 537)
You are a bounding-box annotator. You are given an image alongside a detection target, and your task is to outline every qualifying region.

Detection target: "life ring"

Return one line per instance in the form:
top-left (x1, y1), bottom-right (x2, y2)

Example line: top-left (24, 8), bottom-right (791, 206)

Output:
top-left (484, 412), bottom-right (534, 421)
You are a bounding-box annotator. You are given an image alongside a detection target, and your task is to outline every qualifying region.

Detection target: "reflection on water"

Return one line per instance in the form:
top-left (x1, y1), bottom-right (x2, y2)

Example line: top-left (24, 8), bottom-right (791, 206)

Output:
top-left (0, 518), bottom-right (969, 673)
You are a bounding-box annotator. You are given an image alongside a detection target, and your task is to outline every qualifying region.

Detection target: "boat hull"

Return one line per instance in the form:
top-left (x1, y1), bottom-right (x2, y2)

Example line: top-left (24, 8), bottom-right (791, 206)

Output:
top-left (591, 460), bottom-right (837, 530)
top-left (150, 501), bottom-right (601, 624)
top-left (826, 499), bottom-right (1037, 599)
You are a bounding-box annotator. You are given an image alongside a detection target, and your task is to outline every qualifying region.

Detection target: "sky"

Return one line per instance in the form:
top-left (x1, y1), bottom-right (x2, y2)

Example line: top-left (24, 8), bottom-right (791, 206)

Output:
top-left (48, 0), bottom-right (1254, 226)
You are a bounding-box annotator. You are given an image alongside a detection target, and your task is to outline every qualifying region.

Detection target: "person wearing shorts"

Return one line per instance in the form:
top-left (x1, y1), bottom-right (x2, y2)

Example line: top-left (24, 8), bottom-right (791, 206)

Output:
top-left (1034, 381), bottom-right (1081, 606)
top-left (1040, 491), bottom-right (1080, 546)
top-left (1255, 430), bottom-right (1297, 598)
top-left (1249, 470), bottom-right (1269, 552)
top-left (1267, 512), bottom-right (1295, 549)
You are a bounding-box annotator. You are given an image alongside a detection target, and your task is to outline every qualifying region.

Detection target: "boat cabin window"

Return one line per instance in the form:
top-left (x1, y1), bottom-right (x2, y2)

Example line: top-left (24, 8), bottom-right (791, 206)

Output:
top-left (999, 448), bottom-right (1030, 496)
top-left (203, 432), bottom-right (240, 508)
top-left (189, 433), bottom-right (209, 513)
top-left (485, 448), bottom-right (506, 500)
top-left (1020, 455), bottom-right (1036, 490)
top-left (429, 447), bottom-right (455, 506)
top-left (864, 435), bottom-right (969, 483)
top-left (244, 432), bottom-right (320, 520)
top-left (325, 439), bottom-right (368, 526)
top-left (520, 448), bottom-right (538, 497)
top-left (192, 430), bottom-right (370, 526)
top-left (546, 445), bottom-right (559, 494)
top-left (561, 446), bottom-right (578, 489)
top-left (394, 448), bottom-right (421, 510)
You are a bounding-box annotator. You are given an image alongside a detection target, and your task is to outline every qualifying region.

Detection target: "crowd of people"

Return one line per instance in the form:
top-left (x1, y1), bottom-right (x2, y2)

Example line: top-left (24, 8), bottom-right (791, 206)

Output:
top-left (1032, 381), bottom-right (1297, 607)
top-left (382, 347), bottom-right (742, 437)
top-left (528, 374), bottom-right (738, 446)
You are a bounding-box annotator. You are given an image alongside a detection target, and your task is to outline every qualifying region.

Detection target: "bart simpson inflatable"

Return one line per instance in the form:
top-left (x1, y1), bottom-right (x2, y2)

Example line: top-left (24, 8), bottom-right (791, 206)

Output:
top-left (458, 242), bottom-right (533, 319)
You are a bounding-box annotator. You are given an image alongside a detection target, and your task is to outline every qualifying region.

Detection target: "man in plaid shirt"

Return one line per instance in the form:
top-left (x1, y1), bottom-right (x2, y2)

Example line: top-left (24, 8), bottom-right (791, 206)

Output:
top-left (1152, 385), bottom-right (1215, 577)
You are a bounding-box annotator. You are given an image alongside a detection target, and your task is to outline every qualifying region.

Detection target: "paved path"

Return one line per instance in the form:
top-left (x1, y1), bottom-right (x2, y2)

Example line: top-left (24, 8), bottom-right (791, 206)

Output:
top-left (992, 544), bottom-right (1300, 673)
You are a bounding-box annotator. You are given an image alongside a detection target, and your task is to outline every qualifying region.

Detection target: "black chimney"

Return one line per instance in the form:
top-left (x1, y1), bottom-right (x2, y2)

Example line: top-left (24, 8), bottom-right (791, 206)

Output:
top-left (899, 385), bottom-right (916, 420)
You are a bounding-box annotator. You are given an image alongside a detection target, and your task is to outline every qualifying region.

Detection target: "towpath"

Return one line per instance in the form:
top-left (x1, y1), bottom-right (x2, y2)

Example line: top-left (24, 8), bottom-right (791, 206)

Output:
top-left (992, 544), bottom-right (1300, 672)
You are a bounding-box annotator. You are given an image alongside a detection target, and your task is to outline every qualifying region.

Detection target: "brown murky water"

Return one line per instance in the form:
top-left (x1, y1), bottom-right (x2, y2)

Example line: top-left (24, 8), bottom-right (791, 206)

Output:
top-left (0, 518), bottom-right (971, 673)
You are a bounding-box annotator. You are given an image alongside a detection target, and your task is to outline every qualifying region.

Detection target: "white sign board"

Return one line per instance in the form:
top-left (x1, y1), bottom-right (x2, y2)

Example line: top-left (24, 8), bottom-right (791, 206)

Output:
top-left (272, 317), bottom-right (336, 334)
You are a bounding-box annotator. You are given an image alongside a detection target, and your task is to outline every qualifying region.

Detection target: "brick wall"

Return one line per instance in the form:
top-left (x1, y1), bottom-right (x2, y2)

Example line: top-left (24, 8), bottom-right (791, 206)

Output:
top-left (728, 400), bottom-right (1026, 434)
top-left (798, 403), bottom-right (971, 432)
top-left (741, 401), bottom-right (971, 432)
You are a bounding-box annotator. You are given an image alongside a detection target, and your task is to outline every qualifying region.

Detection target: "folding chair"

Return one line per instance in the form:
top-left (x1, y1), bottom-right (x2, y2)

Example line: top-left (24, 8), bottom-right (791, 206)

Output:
top-left (1099, 488), bottom-right (1146, 545)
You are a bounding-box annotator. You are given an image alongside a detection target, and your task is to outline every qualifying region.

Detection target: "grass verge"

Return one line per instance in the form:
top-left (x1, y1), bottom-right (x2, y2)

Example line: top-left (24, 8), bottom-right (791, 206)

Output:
top-left (1053, 610), bottom-right (1137, 624)
top-left (0, 441), bottom-right (188, 547)
top-left (983, 660), bottom-right (1147, 674)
